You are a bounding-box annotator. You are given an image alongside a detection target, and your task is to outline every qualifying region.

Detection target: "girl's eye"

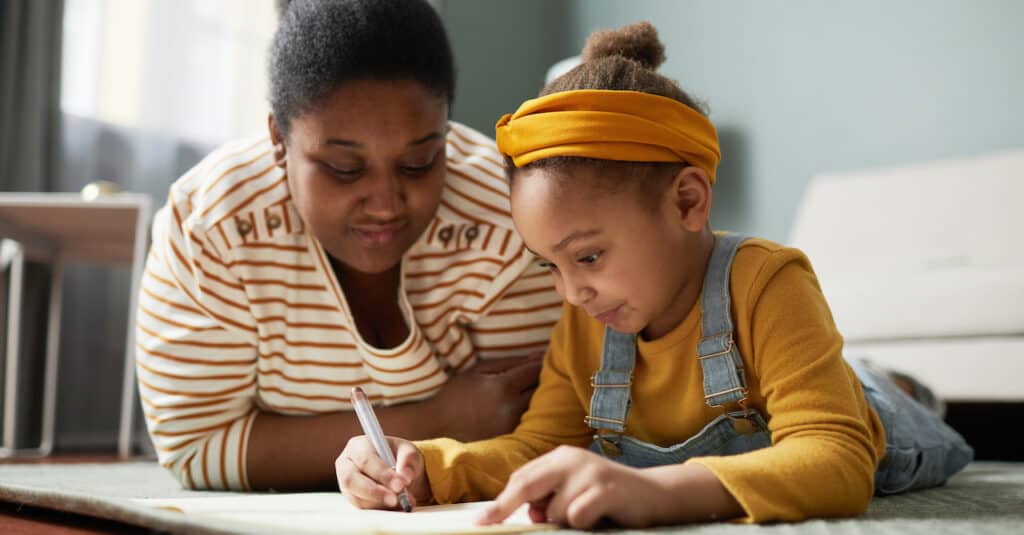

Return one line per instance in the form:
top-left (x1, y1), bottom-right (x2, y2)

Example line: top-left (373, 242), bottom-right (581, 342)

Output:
top-left (538, 260), bottom-right (559, 272)
top-left (578, 251), bottom-right (602, 264)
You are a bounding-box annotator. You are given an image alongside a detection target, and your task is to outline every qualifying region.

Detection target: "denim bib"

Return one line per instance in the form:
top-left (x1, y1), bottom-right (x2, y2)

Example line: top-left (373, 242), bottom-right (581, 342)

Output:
top-left (586, 233), bottom-right (771, 467)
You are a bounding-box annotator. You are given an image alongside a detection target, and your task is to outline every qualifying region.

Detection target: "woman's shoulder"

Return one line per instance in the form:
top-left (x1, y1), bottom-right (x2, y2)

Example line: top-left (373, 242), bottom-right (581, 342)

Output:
top-left (164, 134), bottom-right (288, 235)
top-left (441, 122), bottom-right (515, 229)
top-left (412, 121), bottom-right (524, 262)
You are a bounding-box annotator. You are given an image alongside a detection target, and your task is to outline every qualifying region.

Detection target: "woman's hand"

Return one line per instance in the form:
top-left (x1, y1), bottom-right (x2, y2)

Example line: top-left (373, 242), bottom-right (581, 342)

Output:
top-left (431, 353), bottom-right (544, 442)
top-left (475, 445), bottom-right (742, 529)
top-left (335, 435), bottom-right (431, 510)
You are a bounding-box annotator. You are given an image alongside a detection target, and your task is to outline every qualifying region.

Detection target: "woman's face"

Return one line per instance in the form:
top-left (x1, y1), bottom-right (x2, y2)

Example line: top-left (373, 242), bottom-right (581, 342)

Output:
top-left (272, 80), bottom-right (448, 274)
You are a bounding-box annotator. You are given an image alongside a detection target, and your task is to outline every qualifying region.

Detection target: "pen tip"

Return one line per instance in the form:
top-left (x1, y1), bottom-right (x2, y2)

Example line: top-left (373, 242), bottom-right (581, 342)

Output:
top-left (398, 493), bottom-right (413, 513)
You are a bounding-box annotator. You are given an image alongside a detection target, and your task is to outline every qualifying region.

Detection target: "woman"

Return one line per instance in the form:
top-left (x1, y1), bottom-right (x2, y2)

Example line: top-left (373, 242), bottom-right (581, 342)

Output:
top-left (136, 0), bottom-right (561, 491)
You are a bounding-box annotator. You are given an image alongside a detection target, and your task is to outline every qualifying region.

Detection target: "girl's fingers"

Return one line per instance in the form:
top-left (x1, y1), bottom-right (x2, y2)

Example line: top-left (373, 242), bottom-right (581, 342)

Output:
top-left (476, 458), bottom-right (565, 525)
top-left (393, 441), bottom-right (422, 485)
top-left (335, 456), bottom-right (398, 509)
top-left (346, 443), bottom-right (406, 492)
top-left (527, 496), bottom-right (551, 524)
top-left (564, 484), bottom-right (612, 530)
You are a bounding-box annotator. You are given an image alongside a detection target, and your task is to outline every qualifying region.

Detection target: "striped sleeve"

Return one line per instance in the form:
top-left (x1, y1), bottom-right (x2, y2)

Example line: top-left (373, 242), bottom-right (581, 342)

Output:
top-left (468, 250), bottom-right (562, 359)
top-left (135, 193), bottom-right (260, 490)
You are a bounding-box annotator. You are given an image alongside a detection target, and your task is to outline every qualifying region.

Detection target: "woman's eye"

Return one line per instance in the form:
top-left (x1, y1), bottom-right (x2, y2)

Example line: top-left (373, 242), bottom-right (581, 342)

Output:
top-left (538, 260), bottom-right (558, 272)
top-left (324, 163), bottom-right (363, 181)
top-left (400, 153), bottom-right (440, 175)
top-left (578, 251), bottom-right (602, 264)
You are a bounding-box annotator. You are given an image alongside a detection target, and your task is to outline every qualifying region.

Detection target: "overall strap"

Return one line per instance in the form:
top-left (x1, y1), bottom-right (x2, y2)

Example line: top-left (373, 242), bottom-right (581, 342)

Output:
top-left (697, 233), bottom-right (750, 409)
top-left (585, 327), bottom-right (637, 433)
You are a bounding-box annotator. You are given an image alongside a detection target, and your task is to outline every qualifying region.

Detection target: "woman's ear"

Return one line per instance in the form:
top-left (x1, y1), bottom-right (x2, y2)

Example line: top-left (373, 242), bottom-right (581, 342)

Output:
top-left (669, 166), bottom-right (713, 232)
top-left (268, 114), bottom-right (287, 169)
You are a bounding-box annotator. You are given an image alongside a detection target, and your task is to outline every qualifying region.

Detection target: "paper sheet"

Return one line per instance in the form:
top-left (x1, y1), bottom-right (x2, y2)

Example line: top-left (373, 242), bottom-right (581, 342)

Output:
top-left (135, 492), bottom-right (554, 534)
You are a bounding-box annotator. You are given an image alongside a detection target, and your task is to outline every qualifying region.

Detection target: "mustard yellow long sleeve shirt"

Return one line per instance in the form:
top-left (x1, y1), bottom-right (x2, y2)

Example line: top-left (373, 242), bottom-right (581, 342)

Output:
top-left (417, 238), bottom-right (886, 523)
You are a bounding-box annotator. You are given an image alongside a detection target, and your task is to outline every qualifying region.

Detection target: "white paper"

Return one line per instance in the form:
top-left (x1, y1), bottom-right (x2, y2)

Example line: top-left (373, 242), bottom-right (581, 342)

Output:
top-left (135, 492), bottom-right (552, 534)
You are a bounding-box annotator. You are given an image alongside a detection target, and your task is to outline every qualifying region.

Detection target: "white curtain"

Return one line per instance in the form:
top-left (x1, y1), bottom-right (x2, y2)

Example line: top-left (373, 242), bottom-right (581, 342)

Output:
top-left (61, 0), bottom-right (278, 147)
top-left (51, 0), bottom-right (277, 452)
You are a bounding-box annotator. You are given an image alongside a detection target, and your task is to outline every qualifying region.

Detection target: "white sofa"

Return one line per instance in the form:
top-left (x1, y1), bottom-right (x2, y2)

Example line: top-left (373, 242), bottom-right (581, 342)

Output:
top-left (789, 149), bottom-right (1024, 402)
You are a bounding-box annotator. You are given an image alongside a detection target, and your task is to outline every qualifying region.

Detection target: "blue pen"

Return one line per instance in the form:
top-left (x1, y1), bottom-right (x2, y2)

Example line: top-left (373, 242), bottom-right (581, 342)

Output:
top-left (350, 386), bottom-right (413, 512)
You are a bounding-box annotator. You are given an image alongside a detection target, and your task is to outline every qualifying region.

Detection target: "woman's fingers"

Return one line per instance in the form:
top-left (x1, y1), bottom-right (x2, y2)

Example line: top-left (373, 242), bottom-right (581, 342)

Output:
top-left (503, 358), bottom-right (543, 394)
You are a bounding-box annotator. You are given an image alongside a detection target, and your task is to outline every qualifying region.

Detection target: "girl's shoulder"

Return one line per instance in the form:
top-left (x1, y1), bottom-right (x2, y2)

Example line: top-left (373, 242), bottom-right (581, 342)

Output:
top-left (734, 235), bottom-right (813, 272)
top-left (731, 235), bottom-right (820, 305)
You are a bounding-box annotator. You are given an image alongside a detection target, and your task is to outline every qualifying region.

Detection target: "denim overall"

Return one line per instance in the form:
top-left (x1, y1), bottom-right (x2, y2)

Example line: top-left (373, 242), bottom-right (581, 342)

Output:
top-left (586, 233), bottom-right (973, 495)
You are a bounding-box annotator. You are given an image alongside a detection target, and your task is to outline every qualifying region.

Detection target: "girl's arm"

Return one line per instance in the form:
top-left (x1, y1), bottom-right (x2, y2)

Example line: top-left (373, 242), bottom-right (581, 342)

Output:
top-left (477, 446), bottom-right (743, 529)
top-left (686, 247), bottom-right (882, 522)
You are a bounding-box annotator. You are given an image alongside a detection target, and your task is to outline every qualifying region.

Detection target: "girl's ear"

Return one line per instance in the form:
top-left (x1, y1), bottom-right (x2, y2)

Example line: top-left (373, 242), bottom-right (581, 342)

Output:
top-left (268, 114), bottom-right (288, 169)
top-left (669, 166), bottom-right (713, 232)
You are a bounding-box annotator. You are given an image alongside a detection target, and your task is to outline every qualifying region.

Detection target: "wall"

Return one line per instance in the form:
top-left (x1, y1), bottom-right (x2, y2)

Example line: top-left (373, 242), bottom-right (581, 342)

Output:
top-left (539, 0), bottom-right (1023, 240)
top-left (440, 0), bottom-right (573, 136)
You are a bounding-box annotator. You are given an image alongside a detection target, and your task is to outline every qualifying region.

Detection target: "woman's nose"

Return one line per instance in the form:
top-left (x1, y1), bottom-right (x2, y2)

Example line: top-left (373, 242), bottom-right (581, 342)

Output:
top-left (362, 173), bottom-right (405, 219)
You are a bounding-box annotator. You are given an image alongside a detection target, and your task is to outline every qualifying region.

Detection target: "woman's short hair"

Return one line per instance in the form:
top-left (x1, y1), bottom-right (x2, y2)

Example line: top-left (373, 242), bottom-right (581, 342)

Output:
top-left (269, 0), bottom-right (455, 136)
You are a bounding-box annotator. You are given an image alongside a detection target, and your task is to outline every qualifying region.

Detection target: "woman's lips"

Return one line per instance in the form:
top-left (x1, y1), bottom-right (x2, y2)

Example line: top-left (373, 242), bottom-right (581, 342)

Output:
top-left (351, 222), bottom-right (407, 247)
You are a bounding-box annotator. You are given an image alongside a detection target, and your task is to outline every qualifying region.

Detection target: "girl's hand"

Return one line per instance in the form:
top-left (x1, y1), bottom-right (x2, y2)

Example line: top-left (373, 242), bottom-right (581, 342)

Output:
top-left (335, 436), bottom-right (431, 510)
top-left (475, 445), bottom-right (668, 529)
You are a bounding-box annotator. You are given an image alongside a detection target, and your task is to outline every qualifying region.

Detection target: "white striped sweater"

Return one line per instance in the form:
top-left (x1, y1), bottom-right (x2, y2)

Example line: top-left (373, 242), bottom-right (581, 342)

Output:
top-left (136, 122), bottom-right (562, 490)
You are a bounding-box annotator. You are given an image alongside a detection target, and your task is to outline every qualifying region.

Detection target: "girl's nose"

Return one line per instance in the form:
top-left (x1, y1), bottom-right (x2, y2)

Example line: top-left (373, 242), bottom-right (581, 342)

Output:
top-left (562, 278), bottom-right (596, 307)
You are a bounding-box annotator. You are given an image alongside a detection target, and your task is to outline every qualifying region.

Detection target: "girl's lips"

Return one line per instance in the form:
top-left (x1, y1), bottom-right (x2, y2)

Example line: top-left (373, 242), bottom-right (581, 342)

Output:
top-left (593, 305), bottom-right (623, 324)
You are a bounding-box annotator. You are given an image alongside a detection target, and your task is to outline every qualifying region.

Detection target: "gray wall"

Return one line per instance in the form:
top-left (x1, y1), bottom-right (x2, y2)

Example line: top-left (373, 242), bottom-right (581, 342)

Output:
top-left (440, 0), bottom-right (573, 139)
top-left (569, 0), bottom-right (1024, 239)
top-left (447, 0), bottom-right (1024, 241)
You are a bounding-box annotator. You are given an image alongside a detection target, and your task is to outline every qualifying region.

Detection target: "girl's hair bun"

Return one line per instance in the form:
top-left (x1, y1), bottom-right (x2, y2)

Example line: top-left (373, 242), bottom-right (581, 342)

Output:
top-left (581, 21), bottom-right (666, 70)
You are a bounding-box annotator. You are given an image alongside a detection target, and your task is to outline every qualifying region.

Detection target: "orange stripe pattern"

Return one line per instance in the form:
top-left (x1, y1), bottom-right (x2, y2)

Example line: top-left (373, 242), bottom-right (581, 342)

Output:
top-left (137, 124), bottom-right (562, 491)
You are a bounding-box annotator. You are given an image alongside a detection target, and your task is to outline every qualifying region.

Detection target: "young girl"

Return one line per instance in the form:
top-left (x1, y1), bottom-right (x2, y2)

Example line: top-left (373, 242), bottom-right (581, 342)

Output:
top-left (334, 22), bottom-right (973, 527)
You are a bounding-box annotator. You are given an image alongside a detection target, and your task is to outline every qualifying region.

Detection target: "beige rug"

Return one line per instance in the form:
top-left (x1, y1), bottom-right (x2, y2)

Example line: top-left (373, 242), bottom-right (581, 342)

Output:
top-left (0, 461), bottom-right (1021, 534)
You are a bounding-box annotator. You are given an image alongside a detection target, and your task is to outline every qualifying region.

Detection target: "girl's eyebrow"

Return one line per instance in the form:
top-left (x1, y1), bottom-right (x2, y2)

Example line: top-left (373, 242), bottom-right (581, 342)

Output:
top-left (552, 229), bottom-right (601, 252)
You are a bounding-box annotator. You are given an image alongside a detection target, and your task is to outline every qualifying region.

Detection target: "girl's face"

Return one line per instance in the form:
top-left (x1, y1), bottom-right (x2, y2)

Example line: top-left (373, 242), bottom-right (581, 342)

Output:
top-left (272, 80), bottom-right (448, 274)
top-left (511, 165), bottom-right (712, 340)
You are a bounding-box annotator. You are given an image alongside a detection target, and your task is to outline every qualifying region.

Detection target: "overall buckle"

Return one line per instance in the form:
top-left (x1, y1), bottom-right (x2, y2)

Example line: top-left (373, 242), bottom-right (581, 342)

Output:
top-left (593, 431), bottom-right (623, 458)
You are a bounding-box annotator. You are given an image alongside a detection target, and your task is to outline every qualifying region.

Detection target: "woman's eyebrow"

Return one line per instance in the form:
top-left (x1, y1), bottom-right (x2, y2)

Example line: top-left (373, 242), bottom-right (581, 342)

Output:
top-left (407, 131), bottom-right (444, 147)
top-left (323, 131), bottom-right (444, 148)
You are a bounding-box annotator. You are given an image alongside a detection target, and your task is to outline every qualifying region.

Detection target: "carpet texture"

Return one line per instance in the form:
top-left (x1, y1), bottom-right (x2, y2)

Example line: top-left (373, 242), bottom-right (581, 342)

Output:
top-left (0, 461), bottom-right (1021, 534)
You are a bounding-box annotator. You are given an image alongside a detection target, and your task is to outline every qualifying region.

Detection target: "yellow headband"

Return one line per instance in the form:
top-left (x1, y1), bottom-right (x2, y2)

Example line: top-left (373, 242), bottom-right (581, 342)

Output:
top-left (495, 89), bottom-right (721, 184)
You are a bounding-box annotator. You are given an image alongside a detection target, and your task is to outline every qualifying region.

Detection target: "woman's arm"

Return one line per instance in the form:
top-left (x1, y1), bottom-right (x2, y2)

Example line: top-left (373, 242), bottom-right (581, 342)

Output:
top-left (137, 203), bottom-right (260, 490)
top-left (247, 355), bottom-right (543, 490)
